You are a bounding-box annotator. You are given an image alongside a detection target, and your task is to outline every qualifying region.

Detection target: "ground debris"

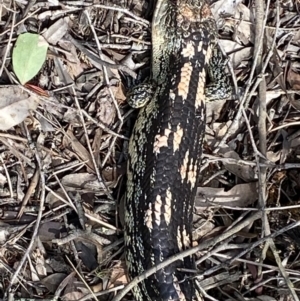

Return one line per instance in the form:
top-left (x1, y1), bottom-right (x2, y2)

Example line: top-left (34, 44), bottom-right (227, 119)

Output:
top-left (0, 0), bottom-right (300, 300)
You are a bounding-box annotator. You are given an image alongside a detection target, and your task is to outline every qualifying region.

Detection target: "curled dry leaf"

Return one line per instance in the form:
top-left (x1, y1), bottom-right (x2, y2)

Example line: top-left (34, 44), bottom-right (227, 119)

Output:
top-left (220, 39), bottom-right (253, 69)
top-left (43, 17), bottom-right (69, 45)
top-left (61, 173), bottom-right (118, 193)
top-left (63, 285), bottom-right (85, 301)
top-left (107, 261), bottom-right (128, 289)
top-left (195, 182), bottom-right (258, 209)
top-left (206, 99), bottom-right (228, 124)
top-left (199, 271), bottom-right (241, 291)
top-left (41, 273), bottom-right (67, 293)
top-left (287, 67), bottom-right (300, 90)
top-left (219, 147), bottom-right (257, 181)
top-left (0, 86), bottom-right (39, 130)
top-left (65, 129), bottom-right (94, 172)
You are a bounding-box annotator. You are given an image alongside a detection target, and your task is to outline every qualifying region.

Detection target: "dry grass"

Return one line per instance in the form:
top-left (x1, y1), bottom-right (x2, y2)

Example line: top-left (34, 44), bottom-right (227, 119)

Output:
top-left (0, 0), bottom-right (300, 300)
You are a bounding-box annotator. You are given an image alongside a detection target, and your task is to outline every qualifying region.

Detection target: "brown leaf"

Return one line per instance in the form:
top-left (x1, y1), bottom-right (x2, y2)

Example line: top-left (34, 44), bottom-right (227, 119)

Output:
top-left (195, 182), bottom-right (258, 208)
top-left (287, 68), bottom-right (300, 90)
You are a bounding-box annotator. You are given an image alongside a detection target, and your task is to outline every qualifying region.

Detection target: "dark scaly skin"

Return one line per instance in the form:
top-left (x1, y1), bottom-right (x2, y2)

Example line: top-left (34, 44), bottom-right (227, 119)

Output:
top-left (125, 1), bottom-right (231, 300)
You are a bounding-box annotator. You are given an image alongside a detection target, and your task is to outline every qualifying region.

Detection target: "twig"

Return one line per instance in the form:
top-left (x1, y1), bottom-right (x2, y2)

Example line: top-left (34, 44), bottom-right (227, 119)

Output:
top-left (83, 9), bottom-right (124, 168)
top-left (254, 0), bottom-right (269, 285)
top-left (202, 220), bottom-right (300, 277)
top-left (17, 168), bottom-right (39, 218)
top-left (215, 0), bottom-right (270, 149)
top-left (52, 229), bottom-right (110, 246)
top-left (84, 213), bottom-right (118, 231)
top-left (5, 130), bottom-right (45, 297)
top-left (254, 0), bottom-right (298, 298)
top-left (111, 212), bottom-right (262, 301)
top-left (84, 10), bottom-right (124, 122)
top-left (0, 154), bottom-right (13, 198)
top-left (241, 107), bottom-right (266, 159)
top-left (203, 154), bottom-right (300, 170)
top-left (0, 11), bottom-right (15, 77)
top-left (66, 256), bottom-right (98, 301)
top-left (53, 271), bottom-right (76, 301)
top-left (70, 86), bottom-right (110, 195)
top-left (0, 8), bottom-right (40, 37)
top-left (64, 33), bottom-right (136, 78)
top-left (80, 110), bottom-right (127, 140)
top-left (230, 220), bottom-right (300, 265)
top-left (45, 184), bottom-right (77, 212)
top-left (93, 4), bottom-right (150, 25)
top-left (78, 285), bottom-right (125, 301)
top-left (214, 252), bottom-right (300, 276)
top-left (270, 121), bottom-right (300, 132)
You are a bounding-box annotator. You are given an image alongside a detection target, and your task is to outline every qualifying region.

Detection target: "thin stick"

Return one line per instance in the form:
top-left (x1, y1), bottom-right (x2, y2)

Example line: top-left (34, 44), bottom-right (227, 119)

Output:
top-left (5, 134), bottom-right (46, 296)
top-left (0, 11), bottom-right (15, 77)
top-left (111, 212), bottom-right (262, 301)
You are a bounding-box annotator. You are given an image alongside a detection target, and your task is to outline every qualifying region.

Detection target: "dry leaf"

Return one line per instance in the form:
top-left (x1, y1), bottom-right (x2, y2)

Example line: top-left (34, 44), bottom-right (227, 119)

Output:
top-left (195, 182), bottom-right (258, 208)
top-left (41, 273), bottom-right (67, 293)
top-left (65, 128), bottom-right (94, 172)
top-left (0, 86), bottom-right (39, 130)
top-left (61, 173), bottom-right (107, 192)
top-left (43, 17), bottom-right (69, 45)
top-left (219, 147), bottom-right (257, 181)
top-left (107, 261), bottom-right (128, 289)
top-left (288, 67), bottom-right (300, 90)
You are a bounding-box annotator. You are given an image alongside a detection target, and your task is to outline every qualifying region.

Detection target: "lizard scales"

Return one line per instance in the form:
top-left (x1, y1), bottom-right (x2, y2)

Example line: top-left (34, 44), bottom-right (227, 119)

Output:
top-left (125, 0), bottom-right (231, 300)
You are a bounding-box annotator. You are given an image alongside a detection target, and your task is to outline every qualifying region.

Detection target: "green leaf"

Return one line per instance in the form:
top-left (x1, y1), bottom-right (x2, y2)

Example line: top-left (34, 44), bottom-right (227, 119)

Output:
top-left (12, 33), bottom-right (48, 85)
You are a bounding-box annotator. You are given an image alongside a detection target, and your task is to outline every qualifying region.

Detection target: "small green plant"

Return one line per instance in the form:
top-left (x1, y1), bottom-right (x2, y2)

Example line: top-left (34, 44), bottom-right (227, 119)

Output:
top-left (12, 33), bottom-right (48, 85)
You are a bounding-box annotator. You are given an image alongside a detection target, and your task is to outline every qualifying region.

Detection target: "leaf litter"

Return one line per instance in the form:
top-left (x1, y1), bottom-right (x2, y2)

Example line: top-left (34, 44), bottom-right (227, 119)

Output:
top-left (0, 0), bottom-right (300, 300)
